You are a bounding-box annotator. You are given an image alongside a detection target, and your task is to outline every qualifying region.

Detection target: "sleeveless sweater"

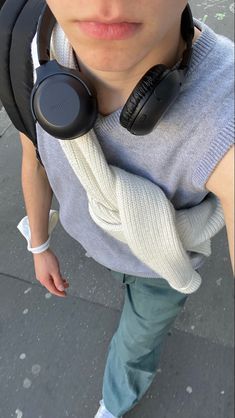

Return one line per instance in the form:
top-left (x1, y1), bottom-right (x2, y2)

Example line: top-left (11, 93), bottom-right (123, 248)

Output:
top-left (31, 17), bottom-right (234, 286)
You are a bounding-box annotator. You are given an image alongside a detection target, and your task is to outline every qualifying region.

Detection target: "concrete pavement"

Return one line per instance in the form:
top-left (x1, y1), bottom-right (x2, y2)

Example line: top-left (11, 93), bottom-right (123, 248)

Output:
top-left (0, 2), bottom-right (234, 418)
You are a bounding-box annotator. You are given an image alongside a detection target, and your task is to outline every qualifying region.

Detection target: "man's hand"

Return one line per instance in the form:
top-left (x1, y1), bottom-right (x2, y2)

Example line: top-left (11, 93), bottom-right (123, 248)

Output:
top-left (33, 249), bottom-right (70, 297)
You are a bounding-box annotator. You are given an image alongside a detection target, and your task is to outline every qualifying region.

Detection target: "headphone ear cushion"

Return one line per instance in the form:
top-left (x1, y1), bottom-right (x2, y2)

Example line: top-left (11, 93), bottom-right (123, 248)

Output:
top-left (120, 64), bottom-right (169, 129)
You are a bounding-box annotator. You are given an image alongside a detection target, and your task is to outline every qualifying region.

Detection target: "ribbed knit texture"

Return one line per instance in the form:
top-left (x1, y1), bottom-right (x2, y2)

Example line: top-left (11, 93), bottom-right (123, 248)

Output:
top-left (31, 17), bottom-right (234, 283)
top-left (58, 123), bottom-right (224, 293)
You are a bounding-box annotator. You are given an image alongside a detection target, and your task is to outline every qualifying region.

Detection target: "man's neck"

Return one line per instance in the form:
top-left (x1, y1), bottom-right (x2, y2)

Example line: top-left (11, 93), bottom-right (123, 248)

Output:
top-left (76, 26), bottom-right (201, 116)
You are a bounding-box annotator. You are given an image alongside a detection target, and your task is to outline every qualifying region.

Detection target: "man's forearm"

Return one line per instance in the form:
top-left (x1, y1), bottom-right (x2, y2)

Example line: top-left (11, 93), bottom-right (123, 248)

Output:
top-left (21, 160), bottom-right (53, 248)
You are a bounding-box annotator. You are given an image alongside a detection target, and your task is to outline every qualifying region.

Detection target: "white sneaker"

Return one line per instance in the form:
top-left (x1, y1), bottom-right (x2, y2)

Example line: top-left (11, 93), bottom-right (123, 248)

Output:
top-left (94, 400), bottom-right (122, 418)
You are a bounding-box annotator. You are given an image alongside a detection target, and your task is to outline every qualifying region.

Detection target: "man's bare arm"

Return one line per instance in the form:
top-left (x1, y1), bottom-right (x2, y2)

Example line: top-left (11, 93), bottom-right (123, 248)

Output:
top-left (18, 132), bottom-right (69, 298)
top-left (19, 132), bottom-right (53, 247)
top-left (206, 145), bottom-right (234, 275)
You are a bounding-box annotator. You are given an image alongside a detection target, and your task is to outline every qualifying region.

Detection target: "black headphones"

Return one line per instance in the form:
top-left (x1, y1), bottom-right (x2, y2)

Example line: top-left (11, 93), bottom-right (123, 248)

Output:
top-left (30, 3), bottom-right (195, 139)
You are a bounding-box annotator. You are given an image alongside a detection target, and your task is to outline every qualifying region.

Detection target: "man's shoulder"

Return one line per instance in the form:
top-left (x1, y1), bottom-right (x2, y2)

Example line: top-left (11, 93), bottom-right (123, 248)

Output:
top-left (190, 20), bottom-right (234, 80)
top-left (211, 31), bottom-right (234, 68)
top-left (189, 25), bottom-right (234, 109)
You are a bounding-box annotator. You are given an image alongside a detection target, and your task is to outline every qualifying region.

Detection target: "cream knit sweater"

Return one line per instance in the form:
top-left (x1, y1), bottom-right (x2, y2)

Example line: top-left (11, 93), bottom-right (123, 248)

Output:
top-left (49, 23), bottom-right (225, 294)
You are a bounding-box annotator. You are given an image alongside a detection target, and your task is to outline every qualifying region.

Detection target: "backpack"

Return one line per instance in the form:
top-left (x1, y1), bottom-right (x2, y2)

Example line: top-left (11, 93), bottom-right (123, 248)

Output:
top-left (0, 0), bottom-right (45, 164)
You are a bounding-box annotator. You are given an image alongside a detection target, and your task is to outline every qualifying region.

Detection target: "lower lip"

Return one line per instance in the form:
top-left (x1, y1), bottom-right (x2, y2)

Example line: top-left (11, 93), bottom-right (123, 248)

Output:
top-left (77, 21), bottom-right (141, 40)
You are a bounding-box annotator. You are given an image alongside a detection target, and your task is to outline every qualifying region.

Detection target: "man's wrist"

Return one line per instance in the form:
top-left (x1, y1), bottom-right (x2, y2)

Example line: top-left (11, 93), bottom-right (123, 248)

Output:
top-left (28, 235), bottom-right (51, 254)
top-left (30, 235), bottom-right (50, 248)
top-left (17, 210), bottom-right (59, 254)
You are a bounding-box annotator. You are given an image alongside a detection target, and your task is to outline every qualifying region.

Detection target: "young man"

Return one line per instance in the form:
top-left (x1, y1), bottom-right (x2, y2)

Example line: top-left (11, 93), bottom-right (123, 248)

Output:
top-left (19, 1), bottom-right (234, 417)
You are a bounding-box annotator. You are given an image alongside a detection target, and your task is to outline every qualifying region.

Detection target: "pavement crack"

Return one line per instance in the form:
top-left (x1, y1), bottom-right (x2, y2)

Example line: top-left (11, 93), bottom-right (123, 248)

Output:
top-left (0, 271), bottom-right (35, 285)
top-left (0, 271), bottom-right (122, 312)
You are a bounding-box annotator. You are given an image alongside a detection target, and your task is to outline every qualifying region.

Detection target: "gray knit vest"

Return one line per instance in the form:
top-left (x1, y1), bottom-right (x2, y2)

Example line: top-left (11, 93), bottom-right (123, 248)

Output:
top-left (31, 18), bottom-right (234, 280)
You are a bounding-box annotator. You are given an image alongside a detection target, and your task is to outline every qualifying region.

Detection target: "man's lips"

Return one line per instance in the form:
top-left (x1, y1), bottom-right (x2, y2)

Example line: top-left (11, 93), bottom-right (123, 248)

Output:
top-left (76, 21), bottom-right (142, 40)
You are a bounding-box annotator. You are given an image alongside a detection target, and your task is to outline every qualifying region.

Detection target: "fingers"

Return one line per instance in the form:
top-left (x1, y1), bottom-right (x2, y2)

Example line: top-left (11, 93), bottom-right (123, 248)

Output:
top-left (39, 276), bottom-right (70, 298)
top-left (47, 277), bottom-right (67, 297)
top-left (53, 272), bottom-right (70, 293)
top-left (46, 277), bottom-right (67, 297)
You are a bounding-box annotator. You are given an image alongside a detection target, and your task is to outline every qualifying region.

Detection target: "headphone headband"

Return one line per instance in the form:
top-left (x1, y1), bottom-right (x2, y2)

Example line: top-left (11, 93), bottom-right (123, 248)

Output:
top-left (180, 5), bottom-right (194, 70)
top-left (37, 3), bottom-right (56, 65)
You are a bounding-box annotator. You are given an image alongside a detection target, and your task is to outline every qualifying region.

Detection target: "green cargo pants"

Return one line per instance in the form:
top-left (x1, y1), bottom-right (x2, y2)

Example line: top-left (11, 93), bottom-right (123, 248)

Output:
top-left (102, 271), bottom-right (189, 417)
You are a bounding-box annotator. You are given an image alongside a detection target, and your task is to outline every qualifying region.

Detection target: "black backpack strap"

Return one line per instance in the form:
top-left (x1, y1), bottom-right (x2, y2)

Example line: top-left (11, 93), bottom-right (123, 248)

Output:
top-left (0, 0), bottom-right (45, 164)
top-left (0, 0), bottom-right (7, 9)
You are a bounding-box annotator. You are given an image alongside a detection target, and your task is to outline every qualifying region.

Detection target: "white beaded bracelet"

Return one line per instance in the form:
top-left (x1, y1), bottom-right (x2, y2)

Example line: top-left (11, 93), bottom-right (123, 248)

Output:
top-left (17, 210), bottom-right (59, 254)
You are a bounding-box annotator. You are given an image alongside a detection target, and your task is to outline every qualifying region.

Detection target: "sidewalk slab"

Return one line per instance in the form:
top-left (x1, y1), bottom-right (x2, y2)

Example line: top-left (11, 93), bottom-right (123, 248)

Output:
top-left (129, 329), bottom-right (234, 418)
top-left (0, 107), bottom-right (12, 137)
top-left (0, 274), bottom-right (234, 418)
top-left (0, 274), bottom-right (119, 418)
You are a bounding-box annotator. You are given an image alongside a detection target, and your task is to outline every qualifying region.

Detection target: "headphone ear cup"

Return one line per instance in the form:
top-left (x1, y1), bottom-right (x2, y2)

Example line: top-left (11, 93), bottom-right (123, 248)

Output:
top-left (120, 64), bottom-right (169, 130)
top-left (31, 61), bottom-right (98, 139)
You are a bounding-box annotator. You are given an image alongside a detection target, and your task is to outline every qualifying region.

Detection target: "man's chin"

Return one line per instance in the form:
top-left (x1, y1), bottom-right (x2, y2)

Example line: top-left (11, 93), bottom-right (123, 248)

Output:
top-left (87, 63), bottom-right (130, 72)
top-left (76, 54), bottom-right (135, 74)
